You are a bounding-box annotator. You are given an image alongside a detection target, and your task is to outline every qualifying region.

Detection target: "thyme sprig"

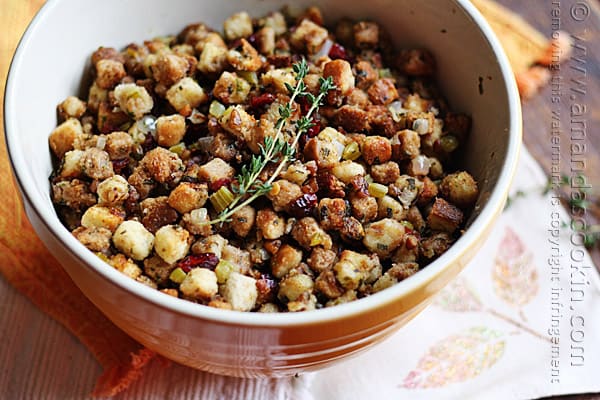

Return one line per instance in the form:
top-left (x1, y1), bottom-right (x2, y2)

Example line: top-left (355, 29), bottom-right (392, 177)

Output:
top-left (208, 58), bottom-right (335, 225)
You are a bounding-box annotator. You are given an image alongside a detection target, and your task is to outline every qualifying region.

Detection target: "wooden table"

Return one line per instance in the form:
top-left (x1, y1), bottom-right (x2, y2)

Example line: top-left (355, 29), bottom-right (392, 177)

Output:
top-left (1, 0), bottom-right (598, 398)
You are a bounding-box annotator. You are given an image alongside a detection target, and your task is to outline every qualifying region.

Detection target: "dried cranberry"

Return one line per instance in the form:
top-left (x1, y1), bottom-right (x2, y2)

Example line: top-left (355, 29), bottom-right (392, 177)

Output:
top-left (305, 116), bottom-right (321, 138)
top-left (256, 274), bottom-right (278, 304)
top-left (288, 193), bottom-right (318, 218)
top-left (297, 96), bottom-right (311, 114)
top-left (177, 253), bottom-right (219, 272)
top-left (112, 158), bottom-right (129, 174)
top-left (329, 43), bottom-right (349, 61)
top-left (267, 54), bottom-right (292, 68)
top-left (210, 178), bottom-right (232, 192)
top-left (348, 175), bottom-right (369, 198)
top-left (124, 187), bottom-right (141, 216)
top-left (250, 93), bottom-right (276, 109)
top-left (141, 133), bottom-right (157, 153)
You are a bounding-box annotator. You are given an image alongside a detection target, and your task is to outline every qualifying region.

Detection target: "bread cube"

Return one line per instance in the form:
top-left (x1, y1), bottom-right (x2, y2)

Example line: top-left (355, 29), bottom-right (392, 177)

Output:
top-left (113, 220), bottom-right (155, 260)
top-left (180, 268), bottom-right (218, 299)
top-left (154, 225), bottom-right (191, 264)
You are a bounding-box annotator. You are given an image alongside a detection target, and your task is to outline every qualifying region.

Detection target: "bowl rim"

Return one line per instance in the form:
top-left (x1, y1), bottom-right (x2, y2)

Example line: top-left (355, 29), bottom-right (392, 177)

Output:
top-left (4, 0), bottom-right (522, 328)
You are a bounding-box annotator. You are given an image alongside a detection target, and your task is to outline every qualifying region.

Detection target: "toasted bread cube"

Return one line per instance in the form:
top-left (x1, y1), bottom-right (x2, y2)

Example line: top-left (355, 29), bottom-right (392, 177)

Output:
top-left (198, 158), bottom-right (235, 186)
top-left (51, 179), bottom-right (96, 211)
top-left (219, 105), bottom-right (255, 142)
top-left (361, 136), bottom-right (392, 165)
top-left (427, 197), bottom-right (464, 233)
top-left (87, 81), bottom-right (108, 113)
top-left (282, 161), bottom-right (311, 186)
top-left (260, 68), bottom-right (296, 94)
top-left (113, 83), bottom-right (154, 120)
top-left (166, 77), bottom-right (208, 114)
top-left (80, 148), bottom-right (114, 180)
top-left (307, 247), bottom-right (337, 274)
top-left (392, 129), bottom-right (420, 160)
top-left (267, 179), bottom-right (303, 212)
top-left (139, 147), bottom-right (184, 184)
top-left (182, 208), bottom-right (213, 237)
top-left (377, 195), bottom-right (408, 221)
top-left (353, 21), bottom-right (379, 49)
top-left (105, 131), bottom-right (134, 160)
top-left (440, 171), bottom-right (479, 208)
top-left (113, 220), bottom-right (154, 260)
top-left (350, 194), bottom-right (378, 223)
top-left (271, 244), bottom-right (303, 278)
top-left (370, 161), bottom-right (400, 185)
top-left (289, 19), bottom-right (328, 54)
top-left (180, 268), bottom-right (218, 299)
top-left (221, 272), bottom-right (258, 311)
top-left (230, 205), bottom-right (256, 237)
top-left (154, 225), bottom-right (191, 264)
top-left (323, 59), bottom-right (355, 96)
top-left (315, 269), bottom-right (344, 299)
top-left (353, 61), bottom-right (378, 89)
top-left (256, 208), bottom-right (286, 240)
top-left (110, 254), bottom-right (142, 279)
top-left (156, 114), bottom-right (187, 147)
top-left (255, 26), bottom-right (275, 55)
top-left (373, 262), bottom-right (419, 292)
top-left (153, 54), bottom-right (189, 87)
top-left (72, 226), bottom-right (112, 252)
top-left (58, 96), bottom-right (86, 121)
top-left (57, 149), bottom-right (84, 179)
top-left (331, 161), bottom-right (365, 184)
top-left (318, 198), bottom-right (348, 231)
top-left (81, 205), bottom-right (124, 232)
top-left (167, 182), bottom-right (208, 214)
top-left (260, 11), bottom-right (287, 36)
top-left (49, 118), bottom-right (84, 159)
top-left (191, 234), bottom-right (227, 258)
top-left (213, 72), bottom-right (251, 105)
top-left (368, 78), bottom-right (398, 105)
top-left (223, 12), bottom-right (253, 41)
top-left (291, 217), bottom-right (333, 250)
top-left (97, 175), bottom-right (130, 206)
top-left (303, 138), bottom-right (342, 169)
top-left (278, 273), bottom-right (314, 302)
top-left (363, 218), bottom-right (405, 258)
top-left (198, 42), bottom-right (228, 74)
top-left (227, 38), bottom-right (262, 71)
top-left (95, 59), bottom-right (126, 90)
top-left (417, 176), bottom-right (439, 206)
top-left (333, 250), bottom-right (379, 290)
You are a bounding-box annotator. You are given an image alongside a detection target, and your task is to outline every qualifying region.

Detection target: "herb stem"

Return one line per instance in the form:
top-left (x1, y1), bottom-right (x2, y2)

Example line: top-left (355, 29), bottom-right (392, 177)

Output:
top-left (207, 59), bottom-right (334, 226)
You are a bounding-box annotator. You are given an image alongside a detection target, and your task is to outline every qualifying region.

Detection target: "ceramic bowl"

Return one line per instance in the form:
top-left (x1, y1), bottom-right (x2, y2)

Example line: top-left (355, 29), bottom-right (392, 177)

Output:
top-left (5, 0), bottom-right (521, 377)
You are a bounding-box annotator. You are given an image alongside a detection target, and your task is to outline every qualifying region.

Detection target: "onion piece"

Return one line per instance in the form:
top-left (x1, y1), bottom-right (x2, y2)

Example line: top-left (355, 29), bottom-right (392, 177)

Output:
top-left (388, 101), bottom-right (408, 122)
top-left (314, 38), bottom-right (334, 59)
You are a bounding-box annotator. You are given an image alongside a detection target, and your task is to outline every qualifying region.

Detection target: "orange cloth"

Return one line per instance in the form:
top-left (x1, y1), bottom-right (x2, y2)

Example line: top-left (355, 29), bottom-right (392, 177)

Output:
top-left (0, 137), bottom-right (154, 397)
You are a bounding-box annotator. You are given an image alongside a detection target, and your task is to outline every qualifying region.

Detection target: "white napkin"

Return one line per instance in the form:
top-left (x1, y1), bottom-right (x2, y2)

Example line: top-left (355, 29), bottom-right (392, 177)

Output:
top-left (293, 147), bottom-right (600, 400)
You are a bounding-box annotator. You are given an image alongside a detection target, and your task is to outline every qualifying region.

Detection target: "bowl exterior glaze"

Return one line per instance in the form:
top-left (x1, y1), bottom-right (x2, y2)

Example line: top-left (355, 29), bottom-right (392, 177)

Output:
top-left (5, 0), bottom-right (521, 377)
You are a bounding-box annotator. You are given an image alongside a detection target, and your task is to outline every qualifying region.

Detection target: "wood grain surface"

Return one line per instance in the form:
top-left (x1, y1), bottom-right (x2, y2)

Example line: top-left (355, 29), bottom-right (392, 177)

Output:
top-left (1, 0), bottom-right (598, 399)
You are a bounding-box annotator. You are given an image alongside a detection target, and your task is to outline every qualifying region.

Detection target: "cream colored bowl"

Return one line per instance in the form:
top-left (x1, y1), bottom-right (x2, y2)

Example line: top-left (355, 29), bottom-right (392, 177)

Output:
top-left (5, 0), bottom-right (521, 377)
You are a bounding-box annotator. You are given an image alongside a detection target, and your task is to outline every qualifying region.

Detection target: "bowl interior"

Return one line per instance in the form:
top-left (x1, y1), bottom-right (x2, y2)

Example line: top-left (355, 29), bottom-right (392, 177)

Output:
top-left (5, 0), bottom-right (520, 325)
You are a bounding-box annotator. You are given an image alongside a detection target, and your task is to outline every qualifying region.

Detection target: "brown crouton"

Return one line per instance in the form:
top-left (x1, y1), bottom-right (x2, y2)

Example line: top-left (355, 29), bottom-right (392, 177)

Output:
top-left (367, 79), bottom-right (398, 105)
top-left (427, 198), bottom-right (464, 233)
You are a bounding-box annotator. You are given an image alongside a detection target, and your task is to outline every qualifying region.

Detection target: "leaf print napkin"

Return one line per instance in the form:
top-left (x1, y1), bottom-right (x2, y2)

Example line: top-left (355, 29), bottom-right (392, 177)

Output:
top-left (295, 147), bottom-right (600, 400)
